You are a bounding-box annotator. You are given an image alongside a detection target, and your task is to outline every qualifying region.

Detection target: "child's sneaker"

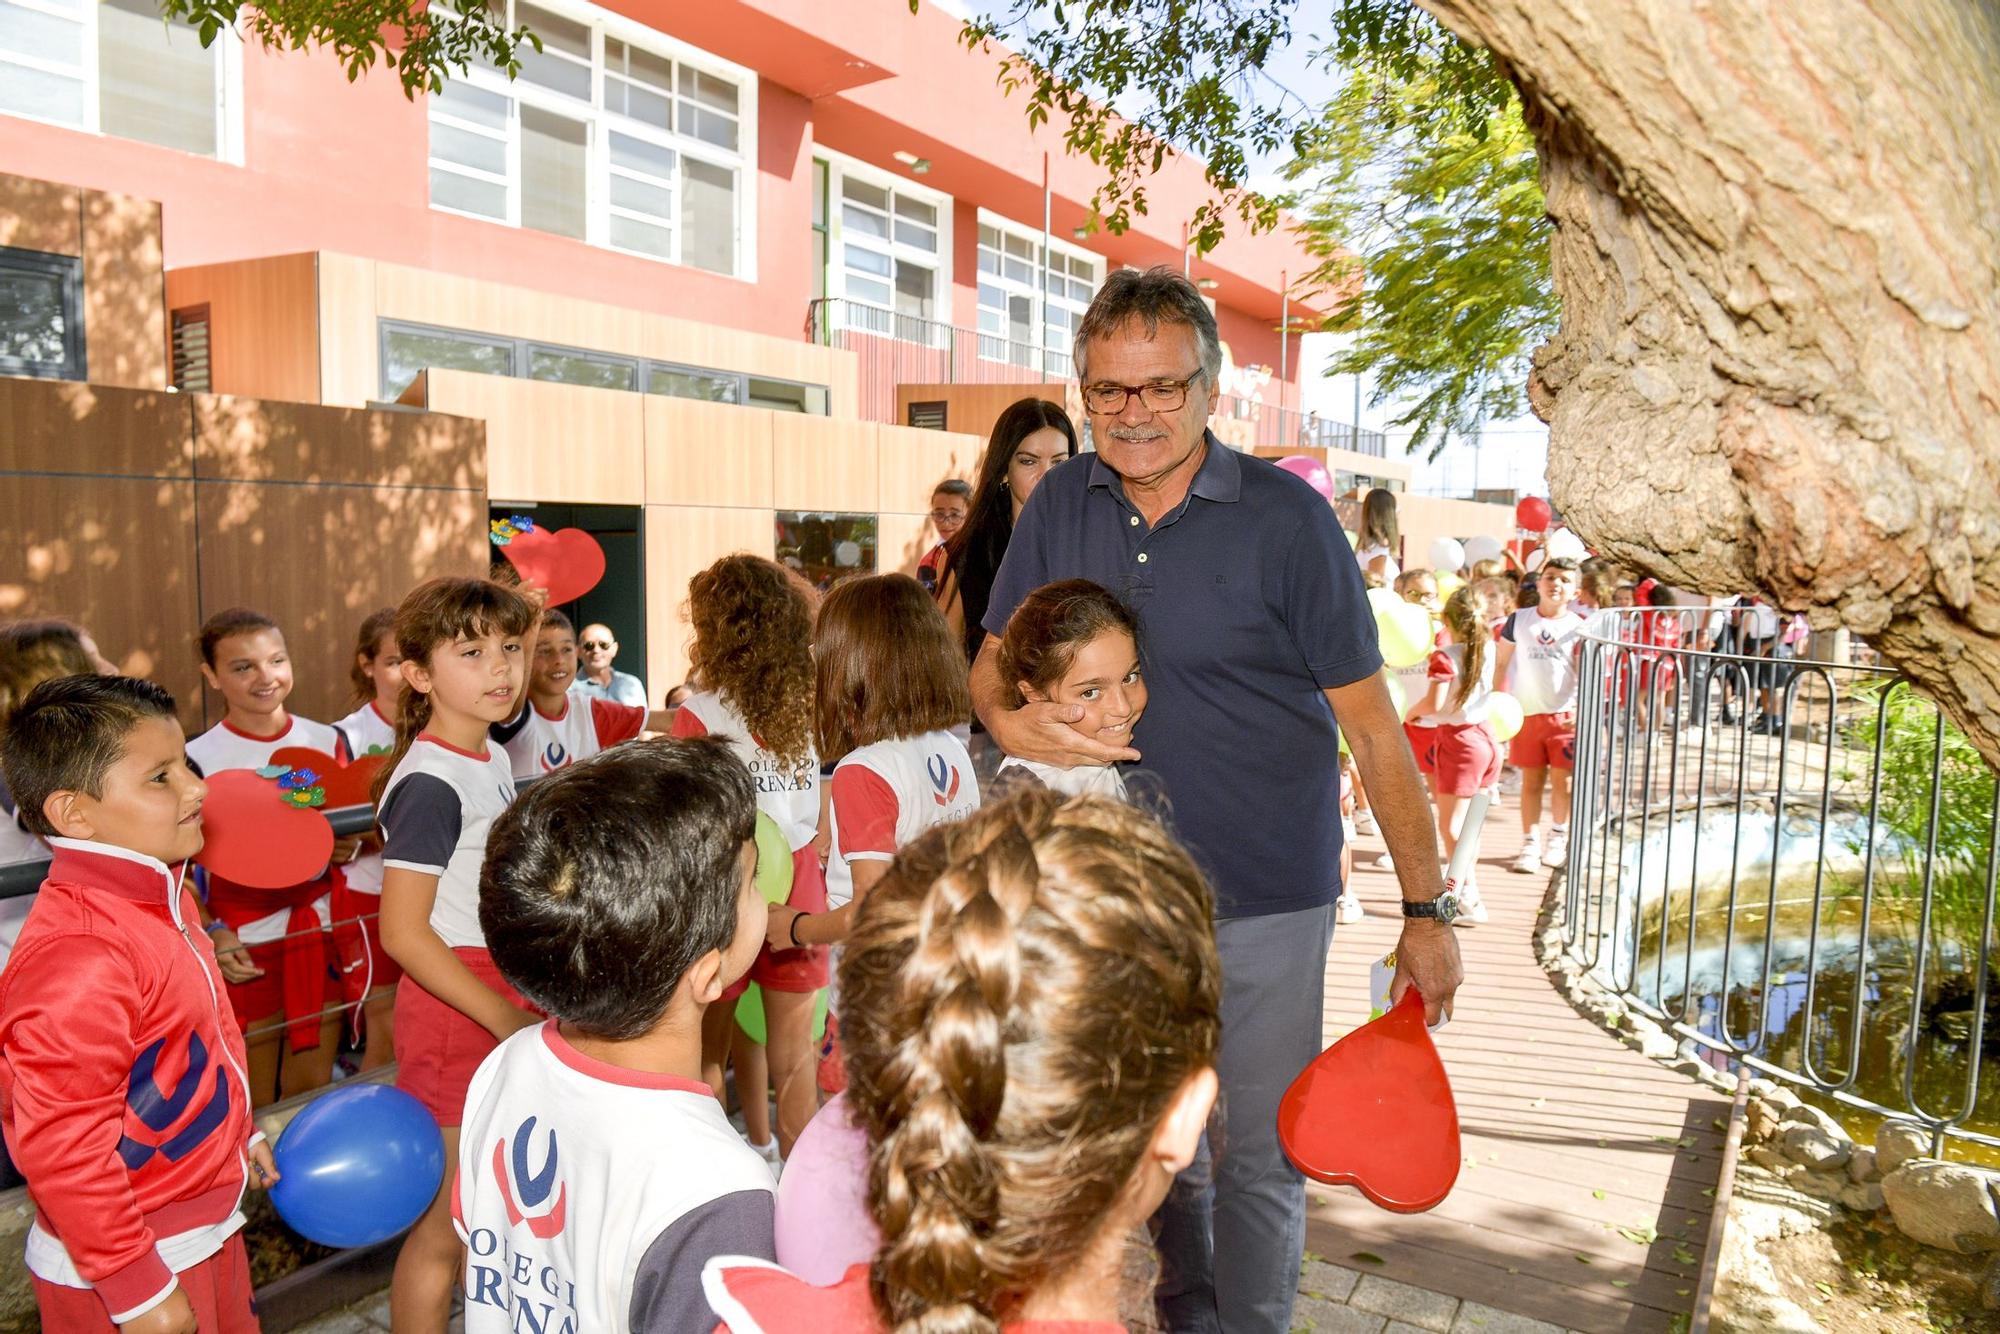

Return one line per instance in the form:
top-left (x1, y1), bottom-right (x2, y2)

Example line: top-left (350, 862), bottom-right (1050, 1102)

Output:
top-left (1499, 767), bottom-right (1522, 795)
top-left (1509, 837), bottom-right (1541, 874)
top-left (1354, 809), bottom-right (1379, 836)
top-left (1336, 893), bottom-right (1364, 924)
top-left (1342, 814), bottom-right (1357, 842)
top-left (748, 1136), bottom-right (782, 1176)
top-left (1376, 848), bottom-right (1396, 874)
top-left (1542, 826), bottom-right (1569, 868)
top-left (1454, 878), bottom-right (1489, 926)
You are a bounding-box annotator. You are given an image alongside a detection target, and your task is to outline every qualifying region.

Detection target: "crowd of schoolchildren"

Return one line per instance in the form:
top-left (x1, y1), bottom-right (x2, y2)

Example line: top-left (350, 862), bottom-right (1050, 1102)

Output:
top-left (0, 436), bottom-right (1805, 1332)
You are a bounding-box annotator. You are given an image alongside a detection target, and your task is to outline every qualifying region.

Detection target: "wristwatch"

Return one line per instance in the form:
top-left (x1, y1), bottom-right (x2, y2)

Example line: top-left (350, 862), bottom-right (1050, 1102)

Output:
top-left (1402, 892), bottom-right (1461, 925)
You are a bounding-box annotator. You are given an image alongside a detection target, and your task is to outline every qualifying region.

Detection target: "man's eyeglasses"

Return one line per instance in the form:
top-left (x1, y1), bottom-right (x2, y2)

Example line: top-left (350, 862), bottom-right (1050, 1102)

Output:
top-left (1081, 368), bottom-right (1205, 416)
top-left (581, 641), bottom-right (613, 651)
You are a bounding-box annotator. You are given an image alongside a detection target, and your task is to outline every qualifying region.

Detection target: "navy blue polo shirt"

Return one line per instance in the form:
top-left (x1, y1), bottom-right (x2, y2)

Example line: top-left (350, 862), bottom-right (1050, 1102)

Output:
top-left (984, 434), bottom-right (1382, 918)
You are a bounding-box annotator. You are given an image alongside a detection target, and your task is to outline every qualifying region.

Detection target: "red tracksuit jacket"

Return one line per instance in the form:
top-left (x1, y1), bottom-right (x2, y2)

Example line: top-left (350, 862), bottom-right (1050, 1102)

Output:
top-left (0, 839), bottom-right (261, 1324)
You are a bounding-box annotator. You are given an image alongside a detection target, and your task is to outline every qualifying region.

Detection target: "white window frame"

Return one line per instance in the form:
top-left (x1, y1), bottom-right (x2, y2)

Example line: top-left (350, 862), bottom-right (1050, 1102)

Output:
top-left (817, 147), bottom-right (953, 339)
top-left (0, 0), bottom-right (244, 162)
top-left (426, 0), bottom-right (757, 281)
top-left (976, 209), bottom-right (1101, 375)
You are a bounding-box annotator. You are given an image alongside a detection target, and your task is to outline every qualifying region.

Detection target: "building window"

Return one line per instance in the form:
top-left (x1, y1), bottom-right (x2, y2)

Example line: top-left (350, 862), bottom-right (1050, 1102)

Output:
top-left (0, 0), bottom-right (239, 159)
top-left (819, 152), bottom-right (950, 343)
top-left (776, 512), bottom-right (876, 593)
top-left (427, 0), bottom-right (752, 277)
top-left (170, 304), bottom-right (210, 392)
top-left (0, 246), bottom-right (85, 380)
top-left (378, 318), bottom-right (826, 413)
top-left (977, 214), bottom-right (1100, 375)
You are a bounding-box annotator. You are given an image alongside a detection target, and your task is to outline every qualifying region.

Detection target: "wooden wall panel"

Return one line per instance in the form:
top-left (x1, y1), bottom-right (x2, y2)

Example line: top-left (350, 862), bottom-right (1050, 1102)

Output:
top-left (772, 414), bottom-right (877, 513)
top-left (317, 253), bottom-right (380, 407)
top-left (191, 392), bottom-right (485, 491)
top-left (642, 505), bottom-right (776, 704)
top-left (0, 377), bottom-right (191, 477)
top-left (164, 255), bottom-right (321, 403)
top-left (877, 512), bottom-right (934, 578)
top-left (877, 423), bottom-right (983, 517)
top-left (892, 383), bottom-right (1073, 446)
top-left (1397, 495), bottom-right (1517, 574)
top-left (0, 174), bottom-right (80, 256)
top-left (642, 396), bottom-right (774, 507)
top-left (192, 479), bottom-right (488, 728)
top-left (81, 190), bottom-right (167, 391)
top-left (1, 473), bottom-right (203, 734)
top-left (421, 371), bottom-right (641, 505)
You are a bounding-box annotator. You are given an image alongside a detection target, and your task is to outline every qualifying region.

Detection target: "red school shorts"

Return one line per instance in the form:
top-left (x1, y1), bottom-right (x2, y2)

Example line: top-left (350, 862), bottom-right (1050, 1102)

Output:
top-left (331, 882), bottom-right (403, 1002)
top-left (1509, 710), bottom-right (1577, 771)
top-left (33, 1233), bottom-right (258, 1333)
top-left (1432, 722), bottom-right (1504, 797)
top-left (226, 932), bottom-right (335, 1052)
top-left (395, 947), bottom-right (537, 1127)
top-left (1403, 720), bottom-right (1440, 776)
top-left (751, 844), bottom-right (831, 994)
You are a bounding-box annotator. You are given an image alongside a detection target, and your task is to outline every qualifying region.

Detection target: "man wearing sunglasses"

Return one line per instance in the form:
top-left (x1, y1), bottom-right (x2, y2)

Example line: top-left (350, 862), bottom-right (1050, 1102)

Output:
top-left (972, 266), bottom-right (1464, 1334)
top-left (572, 623), bottom-right (647, 709)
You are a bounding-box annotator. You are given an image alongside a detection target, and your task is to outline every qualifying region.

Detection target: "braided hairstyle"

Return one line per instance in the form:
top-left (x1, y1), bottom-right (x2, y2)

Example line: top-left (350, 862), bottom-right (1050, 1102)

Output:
top-left (838, 789), bottom-right (1221, 1333)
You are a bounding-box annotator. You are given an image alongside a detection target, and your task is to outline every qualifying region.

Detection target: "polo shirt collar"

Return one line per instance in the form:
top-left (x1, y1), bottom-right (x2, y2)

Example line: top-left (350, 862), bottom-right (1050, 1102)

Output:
top-left (1086, 430), bottom-right (1241, 504)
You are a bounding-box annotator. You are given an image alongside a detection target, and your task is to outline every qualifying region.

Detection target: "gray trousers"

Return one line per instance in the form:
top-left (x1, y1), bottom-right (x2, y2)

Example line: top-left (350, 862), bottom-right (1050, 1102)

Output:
top-left (1153, 903), bottom-right (1336, 1334)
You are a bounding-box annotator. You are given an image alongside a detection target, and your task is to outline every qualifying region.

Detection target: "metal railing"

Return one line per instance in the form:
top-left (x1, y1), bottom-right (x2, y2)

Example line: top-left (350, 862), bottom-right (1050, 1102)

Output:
top-left (1564, 606), bottom-right (1997, 1152)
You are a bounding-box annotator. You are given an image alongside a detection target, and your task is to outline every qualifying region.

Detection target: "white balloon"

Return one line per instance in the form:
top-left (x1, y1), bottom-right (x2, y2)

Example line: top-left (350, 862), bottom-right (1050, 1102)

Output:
top-left (1545, 528), bottom-right (1590, 561)
top-left (1427, 537), bottom-right (1466, 573)
top-left (833, 540), bottom-right (862, 568)
top-left (1525, 547), bottom-right (1547, 572)
top-left (1463, 534), bottom-right (1504, 564)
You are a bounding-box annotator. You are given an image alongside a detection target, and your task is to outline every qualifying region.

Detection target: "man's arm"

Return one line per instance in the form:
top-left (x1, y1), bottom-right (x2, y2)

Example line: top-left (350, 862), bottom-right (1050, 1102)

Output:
top-left (1327, 674), bottom-right (1464, 1025)
top-left (971, 636), bottom-right (1139, 768)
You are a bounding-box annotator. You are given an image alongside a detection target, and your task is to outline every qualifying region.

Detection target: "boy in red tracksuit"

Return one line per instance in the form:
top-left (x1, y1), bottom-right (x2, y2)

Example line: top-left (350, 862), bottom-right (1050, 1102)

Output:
top-left (0, 675), bottom-right (278, 1333)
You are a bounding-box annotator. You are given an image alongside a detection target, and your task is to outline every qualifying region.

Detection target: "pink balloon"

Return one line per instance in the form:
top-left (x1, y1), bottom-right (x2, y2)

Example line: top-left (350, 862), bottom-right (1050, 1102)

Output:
top-left (773, 1093), bottom-right (878, 1284)
top-left (1277, 454), bottom-right (1335, 502)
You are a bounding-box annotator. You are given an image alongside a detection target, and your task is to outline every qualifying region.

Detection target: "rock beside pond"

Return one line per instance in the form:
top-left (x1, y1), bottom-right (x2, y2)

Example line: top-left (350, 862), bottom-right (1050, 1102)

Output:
top-left (1783, 1123), bottom-right (1852, 1171)
top-left (1763, 1085), bottom-right (1802, 1114)
top-left (1840, 1180), bottom-right (1886, 1213)
top-left (1880, 1160), bottom-right (2000, 1254)
top-left (1982, 1253), bottom-right (2000, 1311)
top-left (1779, 1102), bottom-right (1846, 1139)
top-left (1747, 1099), bottom-right (1781, 1142)
top-left (1793, 1170), bottom-right (1847, 1202)
top-left (1847, 1146), bottom-right (1879, 1183)
top-left (1875, 1121), bottom-right (1932, 1177)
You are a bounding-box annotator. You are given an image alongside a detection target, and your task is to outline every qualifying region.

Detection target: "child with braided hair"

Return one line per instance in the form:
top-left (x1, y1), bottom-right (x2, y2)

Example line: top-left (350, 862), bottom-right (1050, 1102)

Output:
top-left (705, 788), bottom-right (1223, 1333)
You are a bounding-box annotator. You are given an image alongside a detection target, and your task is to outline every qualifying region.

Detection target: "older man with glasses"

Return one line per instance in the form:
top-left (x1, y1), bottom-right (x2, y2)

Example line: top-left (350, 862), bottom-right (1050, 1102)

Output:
top-left (972, 267), bottom-right (1465, 1334)
top-left (572, 623), bottom-right (647, 708)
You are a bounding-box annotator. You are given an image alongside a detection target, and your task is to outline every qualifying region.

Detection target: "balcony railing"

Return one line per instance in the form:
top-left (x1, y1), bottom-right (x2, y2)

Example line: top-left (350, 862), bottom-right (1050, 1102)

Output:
top-left (807, 297), bottom-right (1384, 457)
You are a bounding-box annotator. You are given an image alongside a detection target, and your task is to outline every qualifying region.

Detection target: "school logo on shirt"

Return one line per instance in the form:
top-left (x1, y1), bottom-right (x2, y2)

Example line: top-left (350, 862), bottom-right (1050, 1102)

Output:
top-left (491, 1115), bottom-right (567, 1239)
top-left (539, 740), bottom-right (570, 773)
top-left (117, 1031), bottom-right (231, 1170)
top-left (927, 753), bottom-right (963, 806)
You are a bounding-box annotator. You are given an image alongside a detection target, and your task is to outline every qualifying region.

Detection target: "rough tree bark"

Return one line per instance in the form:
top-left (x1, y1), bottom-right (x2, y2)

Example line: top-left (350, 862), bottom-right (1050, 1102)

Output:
top-left (1418, 0), bottom-right (2000, 764)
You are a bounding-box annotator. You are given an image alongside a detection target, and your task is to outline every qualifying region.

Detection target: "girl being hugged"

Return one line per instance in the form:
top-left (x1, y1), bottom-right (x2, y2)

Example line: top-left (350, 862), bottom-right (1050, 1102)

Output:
top-left (706, 789), bottom-right (1222, 1332)
top-left (766, 575), bottom-right (978, 958)
top-left (991, 579), bottom-right (1145, 801)
top-left (330, 607), bottom-right (401, 1071)
top-left (371, 577), bottom-right (542, 1331)
top-left (491, 609), bottom-right (647, 780)
top-left (672, 554), bottom-right (824, 1158)
top-left (186, 607), bottom-right (348, 1104)
top-left (1407, 586), bottom-right (1501, 924)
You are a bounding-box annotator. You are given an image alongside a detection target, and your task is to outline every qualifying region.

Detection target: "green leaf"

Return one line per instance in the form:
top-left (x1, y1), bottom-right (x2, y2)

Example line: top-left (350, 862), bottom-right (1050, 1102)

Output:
top-left (1592, 1190), bottom-right (1607, 1200)
top-left (1351, 1251), bottom-right (1386, 1266)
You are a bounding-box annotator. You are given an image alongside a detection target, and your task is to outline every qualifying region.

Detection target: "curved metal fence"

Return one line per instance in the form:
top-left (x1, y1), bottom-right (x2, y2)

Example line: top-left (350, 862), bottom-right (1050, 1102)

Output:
top-left (1564, 606), bottom-right (1997, 1152)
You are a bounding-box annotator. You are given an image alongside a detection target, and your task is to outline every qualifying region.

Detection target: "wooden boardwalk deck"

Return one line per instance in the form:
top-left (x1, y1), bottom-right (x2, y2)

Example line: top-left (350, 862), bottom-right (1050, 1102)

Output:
top-left (1307, 790), bottom-right (1729, 1334)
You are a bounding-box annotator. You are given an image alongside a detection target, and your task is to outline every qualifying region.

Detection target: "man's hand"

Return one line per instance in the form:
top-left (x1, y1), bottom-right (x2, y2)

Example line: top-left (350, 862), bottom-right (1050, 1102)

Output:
top-left (210, 928), bottom-right (263, 983)
top-left (248, 1139), bottom-right (280, 1190)
top-left (986, 698), bottom-right (1140, 768)
top-left (120, 1287), bottom-right (196, 1334)
top-left (1390, 920), bottom-right (1464, 1027)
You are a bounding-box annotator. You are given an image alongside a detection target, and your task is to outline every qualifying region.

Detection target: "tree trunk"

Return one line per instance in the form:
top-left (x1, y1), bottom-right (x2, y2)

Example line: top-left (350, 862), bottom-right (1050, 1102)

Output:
top-left (1419, 0), bottom-right (2000, 765)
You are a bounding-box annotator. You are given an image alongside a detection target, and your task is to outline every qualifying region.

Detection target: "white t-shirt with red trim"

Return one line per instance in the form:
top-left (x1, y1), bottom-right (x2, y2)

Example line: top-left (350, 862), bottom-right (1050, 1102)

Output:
top-left (332, 702), bottom-right (398, 895)
top-left (670, 692), bottom-right (819, 853)
top-left (1413, 643), bottom-right (1497, 726)
top-left (378, 735), bottom-right (518, 950)
top-left (493, 696), bottom-right (648, 782)
top-left (1502, 607), bottom-right (1587, 716)
top-left (186, 715), bottom-right (342, 943)
top-left (455, 1022), bottom-right (776, 1334)
top-left (826, 730), bottom-right (979, 910)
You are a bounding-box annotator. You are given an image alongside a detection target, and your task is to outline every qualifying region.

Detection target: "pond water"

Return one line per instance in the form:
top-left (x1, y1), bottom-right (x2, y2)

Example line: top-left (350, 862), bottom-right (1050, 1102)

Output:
top-left (1572, 805), bottom-right (1999, 1164)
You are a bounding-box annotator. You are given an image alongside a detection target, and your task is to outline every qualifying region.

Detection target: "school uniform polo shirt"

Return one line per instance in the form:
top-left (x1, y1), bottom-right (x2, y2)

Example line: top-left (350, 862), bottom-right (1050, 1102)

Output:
top-left (984, 434), bottom-right (1382, 918)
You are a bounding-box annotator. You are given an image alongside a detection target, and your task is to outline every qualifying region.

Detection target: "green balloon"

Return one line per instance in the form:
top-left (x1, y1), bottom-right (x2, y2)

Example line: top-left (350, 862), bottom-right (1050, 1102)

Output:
top-left (754, 811), bottom-right (794, 905)
top-left (735, 982), bottom-right (829, 1045)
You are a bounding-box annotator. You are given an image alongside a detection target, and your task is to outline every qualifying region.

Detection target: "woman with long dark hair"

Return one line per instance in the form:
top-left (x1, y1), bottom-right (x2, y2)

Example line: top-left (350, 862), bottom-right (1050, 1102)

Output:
top-left (936, 397), bottom-right (1079, 662)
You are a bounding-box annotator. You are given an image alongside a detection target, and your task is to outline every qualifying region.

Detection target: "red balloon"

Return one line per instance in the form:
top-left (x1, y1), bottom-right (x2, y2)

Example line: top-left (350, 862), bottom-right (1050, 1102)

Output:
top-left (1275, 455), bottom-right (1335, 502)
top-left (1515, 496), bottom-right (1553, 532)
top-left (1278, 988), bottom-right (1461, 1213)
top-left (501, 527), bottom-right (607, 607)
top-left (195, 770), bottom-right (335, 889)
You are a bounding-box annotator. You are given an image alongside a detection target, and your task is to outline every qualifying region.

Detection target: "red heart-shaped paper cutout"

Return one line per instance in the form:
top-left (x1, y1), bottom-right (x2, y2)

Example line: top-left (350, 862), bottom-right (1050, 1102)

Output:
top-left (195, 770), bottom-right (336, 889)
top-left (1277, 988), bottom-right (1460, 1213)
top-left (501, 527), bottom-right (606, 607)
top-left (271, 747), bottom-right (386, 812)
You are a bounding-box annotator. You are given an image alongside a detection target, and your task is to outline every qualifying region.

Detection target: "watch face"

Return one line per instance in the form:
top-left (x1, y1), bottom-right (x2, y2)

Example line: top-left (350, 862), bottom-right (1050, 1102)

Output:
top-left (1435, 892), bottom-right (1460, 924)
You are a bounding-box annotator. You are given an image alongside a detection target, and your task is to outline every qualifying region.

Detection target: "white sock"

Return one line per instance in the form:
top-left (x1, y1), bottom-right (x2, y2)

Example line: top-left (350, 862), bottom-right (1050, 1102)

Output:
top-left (1551, 823), bottom-right (1568, 836)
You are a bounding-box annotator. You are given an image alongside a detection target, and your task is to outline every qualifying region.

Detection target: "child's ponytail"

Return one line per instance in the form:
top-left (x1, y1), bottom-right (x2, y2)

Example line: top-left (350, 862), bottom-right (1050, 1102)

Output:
top-left (839, 790), bottom-right (1220, 1332)
top-left (1441, 585), bottom-right (1487, 716)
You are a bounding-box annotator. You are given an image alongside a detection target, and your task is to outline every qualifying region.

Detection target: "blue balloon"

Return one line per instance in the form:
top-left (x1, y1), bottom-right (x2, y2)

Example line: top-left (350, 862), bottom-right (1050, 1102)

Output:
top-left (270, 1083), bottom-right (445, 1248)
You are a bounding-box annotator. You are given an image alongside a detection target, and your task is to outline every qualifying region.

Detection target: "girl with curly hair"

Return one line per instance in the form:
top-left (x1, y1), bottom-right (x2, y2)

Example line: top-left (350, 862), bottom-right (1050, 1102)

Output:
top-left (672, 553), bottom-right (823, 1158)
